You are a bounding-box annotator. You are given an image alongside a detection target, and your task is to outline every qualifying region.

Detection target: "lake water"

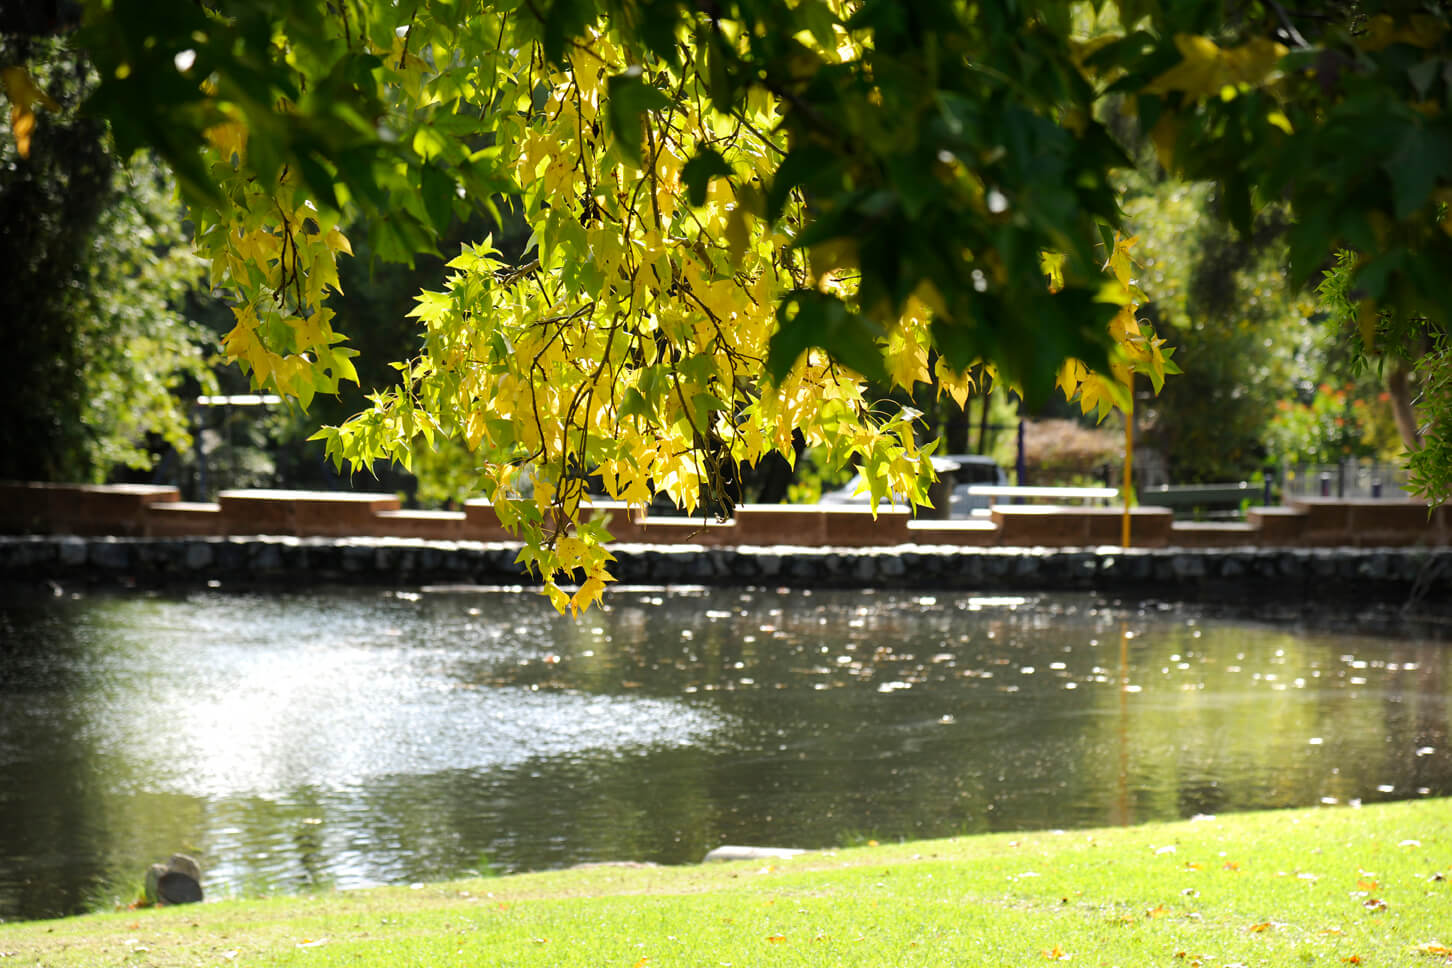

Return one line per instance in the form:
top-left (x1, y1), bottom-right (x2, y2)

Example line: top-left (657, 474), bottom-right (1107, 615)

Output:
top-left (1, 583), bottom-right (1448, 921)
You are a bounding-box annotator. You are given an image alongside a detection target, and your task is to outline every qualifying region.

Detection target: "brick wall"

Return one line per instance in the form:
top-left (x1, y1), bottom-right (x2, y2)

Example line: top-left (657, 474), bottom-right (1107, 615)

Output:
top-left (0, 481), bottom-right (1446, 548)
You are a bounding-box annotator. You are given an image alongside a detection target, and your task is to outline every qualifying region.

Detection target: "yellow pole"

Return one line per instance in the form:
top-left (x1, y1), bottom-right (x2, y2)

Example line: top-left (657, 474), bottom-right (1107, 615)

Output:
top-left (1122, 378), bottom-right (1133, 548)
top-left (1115, 619), bottom-right (1131, 826)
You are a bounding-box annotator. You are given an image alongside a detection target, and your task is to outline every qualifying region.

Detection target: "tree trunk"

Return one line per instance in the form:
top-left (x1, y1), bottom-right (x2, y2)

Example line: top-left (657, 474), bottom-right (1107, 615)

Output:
top-left (1387, 361), bottom-right (1422, 452)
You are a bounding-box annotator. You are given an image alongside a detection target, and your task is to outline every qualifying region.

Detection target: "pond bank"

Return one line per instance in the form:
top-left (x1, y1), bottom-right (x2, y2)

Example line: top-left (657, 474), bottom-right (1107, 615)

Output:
top-left (3, 534), bottom-right (1449, 606)
top-left (1, 798), bottom-right (1447, 966)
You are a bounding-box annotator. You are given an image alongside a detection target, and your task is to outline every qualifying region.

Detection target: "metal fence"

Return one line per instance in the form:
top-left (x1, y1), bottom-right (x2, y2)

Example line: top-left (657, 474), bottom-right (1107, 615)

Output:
top-left (1278, 460), bottom-right (1411, 501)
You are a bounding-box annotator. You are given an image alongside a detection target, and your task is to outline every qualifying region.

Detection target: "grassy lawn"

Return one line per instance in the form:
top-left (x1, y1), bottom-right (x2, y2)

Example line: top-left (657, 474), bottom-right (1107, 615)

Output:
top-left (2, 799), bottom-right (1449, 967)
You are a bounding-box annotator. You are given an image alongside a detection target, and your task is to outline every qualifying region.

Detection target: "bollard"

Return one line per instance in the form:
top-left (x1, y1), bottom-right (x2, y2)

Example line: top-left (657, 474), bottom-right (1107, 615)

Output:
top-left (1319, 472), bottom-right (1331, 497)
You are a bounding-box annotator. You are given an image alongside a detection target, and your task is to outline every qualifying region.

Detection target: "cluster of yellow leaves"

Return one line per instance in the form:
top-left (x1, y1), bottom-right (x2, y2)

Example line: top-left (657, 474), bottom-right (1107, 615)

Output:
top-left (194, 111), bottom-right (360, 410)
top-left (316, 15), bottom-right (934, 611)
top-left (1055, 235), bottom-right (1179, 423)
top-left (1143, 34), bottom-right (1293, 168)
top-left (1, 66), bottom-right (59, 159)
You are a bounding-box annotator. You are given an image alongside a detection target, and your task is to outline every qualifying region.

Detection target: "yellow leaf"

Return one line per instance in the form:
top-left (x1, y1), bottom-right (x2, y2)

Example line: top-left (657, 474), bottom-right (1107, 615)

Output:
top-left (544, 583), bottom-right (571, 614)
top-left (1147, 34), bottom-right (1286, 99)
top-left (568, 574), bottom-right (611, 615)
top-left (2, 66), bottom-right (61, 158)
top-left (1360, 14), bottom-right (1446, 51)
top-left (324, 227), bottom-right (353, 257)
top-left (934, 358), bottom-right (975, 408)
top-left (725, 205), bottom-right (750, 266)
top-left (2, 66), bottom-right (60, 113)
top-left (1040, 250), bottom-right (1066, 292)
top-left (1106, 234), bottom-right (1137, 289)
top-left (203, 120), bottom-right (248, 160)
top-left (1357, 300), bottom-right (1378, 352)
top-left (9, 103), bottom-right (35, 159)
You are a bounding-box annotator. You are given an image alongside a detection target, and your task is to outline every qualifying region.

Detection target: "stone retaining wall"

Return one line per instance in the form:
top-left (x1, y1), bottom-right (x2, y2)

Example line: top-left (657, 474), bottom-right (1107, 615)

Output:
top-left (1, 482), bottom-right (1448, 549)
top-left (2, 535), bottom-right (1448, 606)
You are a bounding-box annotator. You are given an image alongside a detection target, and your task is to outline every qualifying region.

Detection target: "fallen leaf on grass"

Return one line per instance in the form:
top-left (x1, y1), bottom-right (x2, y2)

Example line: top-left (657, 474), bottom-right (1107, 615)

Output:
top-left (1248, 922), bottom-right (1275, 933)
top-left (1145, 905), bottom-right (1170, 919)
top-left (1415, 943), bottom-right (1452, 956)
top-left (1343, 958), bottom-right (1362, 965)
top-left (1042, 944), bottom-right (1070, 960)
top-left (766, 934), bottom-right (786, 944)
top-left (1363, 898), bottom-right (1390, 912)
top-left (296, 938), bottom-right (328, 949)
top-left (1357, 879), bottom-right (1379, 892)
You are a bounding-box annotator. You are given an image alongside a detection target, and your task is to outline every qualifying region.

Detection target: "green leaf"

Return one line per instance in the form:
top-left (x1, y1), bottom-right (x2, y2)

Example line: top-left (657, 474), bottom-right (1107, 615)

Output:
top-left (705, 26), bottom-right (735, 112)
top-left (420, 163), bottom-right (456, 235)
top-left (539, 0), bottom-right (596, 63)
top-left (797, 0), bottom-right (841, 47)
top-left (766, 144), bottom-right (839, 223)
top-left (768, 290), bottom-right (888, 384)
top-left (634, 0), bottom-right (683, 65)
top-left (606, 67), bottom-right (672, 167)
top-left (682, 148), bottom-right (733, 207)
top-left (617, 387), bottom-right (657, 422)
top-left (1224, 174), bottom-right (1252, 237)
top-left (1385, 124), bottom-right (1452, 218)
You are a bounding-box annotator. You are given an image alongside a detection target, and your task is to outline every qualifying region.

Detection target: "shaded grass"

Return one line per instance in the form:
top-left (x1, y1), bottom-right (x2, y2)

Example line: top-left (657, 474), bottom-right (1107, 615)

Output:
top-left (3, 799), bottom-right (1450, 967)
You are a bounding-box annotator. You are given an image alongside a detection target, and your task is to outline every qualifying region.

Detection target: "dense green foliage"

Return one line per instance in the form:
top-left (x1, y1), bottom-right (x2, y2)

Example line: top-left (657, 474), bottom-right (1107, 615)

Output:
top-left (1318, 248), bottom-right (1449, 500)
top-left (0, 36), bottom-right (213, 482)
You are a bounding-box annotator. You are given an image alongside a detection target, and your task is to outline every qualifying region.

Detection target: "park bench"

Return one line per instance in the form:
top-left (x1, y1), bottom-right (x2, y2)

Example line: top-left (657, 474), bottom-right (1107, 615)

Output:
top-left (966, 485), bottom-right (1120, 506)
top-left (1141, 482), bottom-right (1258, 518)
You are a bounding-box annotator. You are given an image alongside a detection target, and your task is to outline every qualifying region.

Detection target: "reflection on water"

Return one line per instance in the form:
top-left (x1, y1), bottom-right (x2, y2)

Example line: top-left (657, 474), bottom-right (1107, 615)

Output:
top-left (1, 583), bottom-right (1448, 921)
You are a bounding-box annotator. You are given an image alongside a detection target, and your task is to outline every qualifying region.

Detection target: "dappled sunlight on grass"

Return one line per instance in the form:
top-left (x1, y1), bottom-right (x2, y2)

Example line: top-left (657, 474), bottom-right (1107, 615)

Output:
top-left (2, 799), bottom-right (1447, 967)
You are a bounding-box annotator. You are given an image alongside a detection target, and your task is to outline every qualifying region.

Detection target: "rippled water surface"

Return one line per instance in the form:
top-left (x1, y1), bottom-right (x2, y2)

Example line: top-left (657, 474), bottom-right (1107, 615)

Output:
top-left (1, 583), bottom-right (1448, 920)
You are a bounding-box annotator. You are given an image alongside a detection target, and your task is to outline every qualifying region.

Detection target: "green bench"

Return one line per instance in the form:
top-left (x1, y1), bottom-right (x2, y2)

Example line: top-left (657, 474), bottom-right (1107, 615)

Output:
top-left (1141, 482), bottom-right (1258, 518)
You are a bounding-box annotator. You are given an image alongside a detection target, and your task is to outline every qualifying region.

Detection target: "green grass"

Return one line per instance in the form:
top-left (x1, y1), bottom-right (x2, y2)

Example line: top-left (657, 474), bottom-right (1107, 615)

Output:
top-left (4, 799), bottom-right (1451, 967)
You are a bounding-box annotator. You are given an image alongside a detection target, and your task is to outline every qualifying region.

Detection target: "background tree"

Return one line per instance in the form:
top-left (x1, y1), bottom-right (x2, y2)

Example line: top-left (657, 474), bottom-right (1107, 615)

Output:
top-left (1123, 181), bottom-right (1317, 482)
top-left (1317, 249), bottom-right (1448, 500)
top-left (0, 33), bottom-right (213, 482)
